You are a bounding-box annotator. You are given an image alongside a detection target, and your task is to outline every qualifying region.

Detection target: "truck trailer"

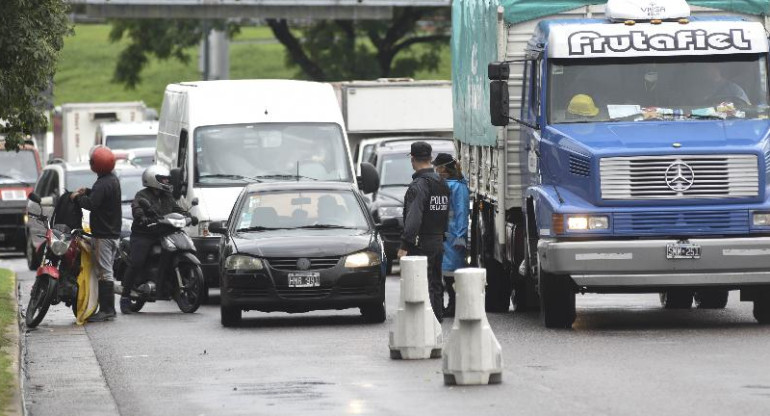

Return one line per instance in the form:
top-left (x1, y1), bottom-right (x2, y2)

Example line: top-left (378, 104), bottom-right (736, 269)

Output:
top-left (454, 0), bottom-right (770, 327)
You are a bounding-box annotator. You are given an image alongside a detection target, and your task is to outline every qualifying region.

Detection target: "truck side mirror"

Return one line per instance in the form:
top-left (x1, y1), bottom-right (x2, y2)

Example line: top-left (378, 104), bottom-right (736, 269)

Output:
top-left (358, 162), bottom-right (380, 194)
top-left (490, 80), bottom-right (510, 127)
top-left (170, 168), bottom-right (183, 200)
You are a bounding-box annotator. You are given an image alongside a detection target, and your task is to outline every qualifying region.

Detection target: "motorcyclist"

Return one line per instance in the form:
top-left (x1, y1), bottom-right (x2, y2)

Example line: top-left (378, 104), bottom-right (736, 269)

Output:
top-left (120, 165), bottom-right (186, 314)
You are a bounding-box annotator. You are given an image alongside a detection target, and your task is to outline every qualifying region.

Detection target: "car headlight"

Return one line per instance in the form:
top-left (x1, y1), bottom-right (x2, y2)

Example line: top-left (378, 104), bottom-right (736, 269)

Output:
top-left (377, 206), bottom-right (403, 219)
top-left (566, 215), bottom-right (609, 231)
top-left (224, 255), bottom-right (264, 271)
top-left (344, 251), bottom-right (382, 268)
top-left (753, 212), bottom-right (770, 226)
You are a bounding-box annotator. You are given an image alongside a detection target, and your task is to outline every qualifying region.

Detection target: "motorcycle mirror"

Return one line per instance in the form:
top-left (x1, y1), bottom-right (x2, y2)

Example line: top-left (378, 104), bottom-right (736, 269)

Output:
top-left (28, 192), bottom-right (41, 204)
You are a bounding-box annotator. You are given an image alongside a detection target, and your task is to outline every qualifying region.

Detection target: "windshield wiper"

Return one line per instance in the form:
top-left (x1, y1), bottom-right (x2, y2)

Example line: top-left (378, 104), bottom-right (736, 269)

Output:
top-left (236, 226), bottom-right (292, 232)
top-left (688, 114), bottom-right (726, 120)
top-left (296, 224), bottom-right (356, 229)
top-left (254, 174), bottom-right (318, 181)
top-left (198, 174), bottom-right (263, 182)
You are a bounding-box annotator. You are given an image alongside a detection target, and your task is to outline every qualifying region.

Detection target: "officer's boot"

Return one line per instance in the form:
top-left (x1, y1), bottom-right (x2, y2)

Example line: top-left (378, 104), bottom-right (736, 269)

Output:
top-left (444, 275), bottom-right (456, 318)
top-left (89, 280), bottom-right (117, 322)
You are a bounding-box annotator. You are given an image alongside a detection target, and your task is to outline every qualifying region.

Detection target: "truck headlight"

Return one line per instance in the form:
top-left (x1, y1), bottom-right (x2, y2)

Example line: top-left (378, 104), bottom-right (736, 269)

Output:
top-left (567, 215), bottom-right (609, 231)
top-left (344, 251), bottom-right (381, 268)
top-left (224, 255), bottom-right (264, 271)
top-left (753, 212), bottom-right (770, 226)
top-left (377, 206), bottom-right (403, 219)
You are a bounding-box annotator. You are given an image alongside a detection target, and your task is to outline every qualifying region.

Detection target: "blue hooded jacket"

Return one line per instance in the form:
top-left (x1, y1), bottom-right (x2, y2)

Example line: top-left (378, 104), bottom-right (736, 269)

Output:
top-left (442, 177), bottom-right (469, 273)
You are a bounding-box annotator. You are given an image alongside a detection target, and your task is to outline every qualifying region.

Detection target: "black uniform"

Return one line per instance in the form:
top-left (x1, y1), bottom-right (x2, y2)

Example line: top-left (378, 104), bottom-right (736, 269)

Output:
top-left (401, 167), bottom-right (450, 320)
top-left (76, 172), bottom-right (121, 239)
top-left (122, 188), bottom-right (185, 298)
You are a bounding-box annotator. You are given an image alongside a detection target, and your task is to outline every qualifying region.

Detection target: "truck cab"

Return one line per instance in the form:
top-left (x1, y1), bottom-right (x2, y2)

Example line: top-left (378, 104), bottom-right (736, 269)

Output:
top-left (455, 0), bottom-right (770, 327)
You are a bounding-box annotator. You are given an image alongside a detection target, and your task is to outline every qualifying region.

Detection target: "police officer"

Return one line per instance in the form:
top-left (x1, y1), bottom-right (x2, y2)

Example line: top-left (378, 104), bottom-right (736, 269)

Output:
top-left (397, 141), bottom-right (450, 322)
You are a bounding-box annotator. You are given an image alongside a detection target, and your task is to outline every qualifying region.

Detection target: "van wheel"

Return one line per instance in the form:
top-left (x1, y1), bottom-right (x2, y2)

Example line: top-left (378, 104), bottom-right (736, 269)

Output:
top-left (694, 289), bottom-right (729, 309)
top-left (221, 305), bottom-right (242, 327)
top-left (659, 290), bottom-right (693, 309)
top-left (539, 269), bottom-right (576, 329)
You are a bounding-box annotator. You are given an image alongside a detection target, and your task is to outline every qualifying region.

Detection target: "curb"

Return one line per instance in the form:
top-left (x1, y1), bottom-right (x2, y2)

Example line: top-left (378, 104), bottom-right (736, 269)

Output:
top-left (15, 273), bottom-right (27, 416)
top-left (1, 269), bottom-right (23, 416)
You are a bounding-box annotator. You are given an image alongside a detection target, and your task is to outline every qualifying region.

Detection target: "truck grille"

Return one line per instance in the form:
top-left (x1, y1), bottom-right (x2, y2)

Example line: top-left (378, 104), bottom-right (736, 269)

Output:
top-left (614, 210), bottom-right (748, 235)
top-left (600, 155), bottom-right (759, 200)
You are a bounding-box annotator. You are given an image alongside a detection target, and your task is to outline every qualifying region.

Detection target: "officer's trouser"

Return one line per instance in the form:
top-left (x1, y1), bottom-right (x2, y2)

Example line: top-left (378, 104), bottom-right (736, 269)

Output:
top-left (407, 235), bottom-right (444, 320)
top-left (122, 234), bottom-right (156, 297)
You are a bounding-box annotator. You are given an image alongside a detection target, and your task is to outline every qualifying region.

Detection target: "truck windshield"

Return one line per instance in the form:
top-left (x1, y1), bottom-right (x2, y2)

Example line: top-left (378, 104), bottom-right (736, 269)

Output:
top-left (549, 54), bottom-right (769, 124)
top-left (0, 150), bottom-right (39, 184)
top-left (105, 135), bottom-right (157, 150)
top-left (194, 123), bottom-right (352, 185)
top-left (379, 154), bottom-right (414, 186)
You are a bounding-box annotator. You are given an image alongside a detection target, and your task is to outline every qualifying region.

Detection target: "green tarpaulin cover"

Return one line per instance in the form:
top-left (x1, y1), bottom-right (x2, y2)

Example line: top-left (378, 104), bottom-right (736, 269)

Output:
top-left (453, 0), bottom-right (770, 146)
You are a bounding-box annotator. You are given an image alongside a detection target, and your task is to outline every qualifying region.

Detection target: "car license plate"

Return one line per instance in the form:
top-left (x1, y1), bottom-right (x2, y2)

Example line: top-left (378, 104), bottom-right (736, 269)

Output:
top-left (666, 242), bottom-right (701, 259)
top-left (288, 272), bottom-right (320, 288)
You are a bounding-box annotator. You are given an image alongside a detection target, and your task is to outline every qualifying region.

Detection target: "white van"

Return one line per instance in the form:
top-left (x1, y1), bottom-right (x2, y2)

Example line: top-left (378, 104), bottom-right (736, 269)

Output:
top-left (96, 120), bottom-right (159, 152)
top-left (155, 80), bottom-right (378, 290)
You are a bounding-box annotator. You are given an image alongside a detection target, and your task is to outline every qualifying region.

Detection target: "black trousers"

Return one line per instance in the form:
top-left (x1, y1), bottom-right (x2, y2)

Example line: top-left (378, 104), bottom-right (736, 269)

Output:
top-left (407, 236), bottom-right (444, 318)
top-left (122, 234), bottom-right (156, 297)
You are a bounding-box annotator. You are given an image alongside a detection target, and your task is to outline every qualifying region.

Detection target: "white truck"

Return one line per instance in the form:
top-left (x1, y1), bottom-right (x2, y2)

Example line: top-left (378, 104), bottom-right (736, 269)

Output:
top-left (333, 80), bottom-right (454, 170)
top-left (52, 102), bottom-right (148, 163)
top-left (95, 120), bottom-right (159, 152)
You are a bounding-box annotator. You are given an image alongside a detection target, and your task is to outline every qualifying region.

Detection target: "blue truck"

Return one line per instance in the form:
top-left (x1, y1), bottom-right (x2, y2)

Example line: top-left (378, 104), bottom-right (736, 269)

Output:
top-left (454, 0), bottom-right (770, 327)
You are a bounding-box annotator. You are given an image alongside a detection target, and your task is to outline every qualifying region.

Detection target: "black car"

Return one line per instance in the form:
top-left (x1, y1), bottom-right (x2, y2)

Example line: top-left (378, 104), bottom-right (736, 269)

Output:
top-left (367, 139), bottom-right (456, 272)
top-left (211, 181), bottom-right (387, 327)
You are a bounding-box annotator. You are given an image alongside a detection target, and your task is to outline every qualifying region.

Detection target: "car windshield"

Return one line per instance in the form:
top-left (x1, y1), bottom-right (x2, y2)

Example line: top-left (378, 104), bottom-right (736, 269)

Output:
top-left (379, 154), bottom-right (414, 186)
top-left (235, 190), bottom-right (369, 231)
top-left (0, 150), bottom-right (39, 184)
top-left (105, 135), bottom-right (157, 150)
top-left (118, 173), bottom-right (143, 202)
top-left (549, 54), bottom-right (770, 124)
top-left (194, 123), bottom-right (352, 185)
top-left (66, 170), bottom-right (97, 192)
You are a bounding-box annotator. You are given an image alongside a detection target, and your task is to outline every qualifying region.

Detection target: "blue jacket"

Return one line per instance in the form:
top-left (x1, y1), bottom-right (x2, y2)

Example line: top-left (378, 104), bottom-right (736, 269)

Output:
top-left (442, 177), bottom-right (469, 273)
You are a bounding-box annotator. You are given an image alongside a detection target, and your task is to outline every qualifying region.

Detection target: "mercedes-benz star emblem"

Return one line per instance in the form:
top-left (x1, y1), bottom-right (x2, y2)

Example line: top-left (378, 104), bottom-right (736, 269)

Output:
top-left (665, 160), bottom-right (695, 192)
top-left (297, 258), bottom-right (311, 270)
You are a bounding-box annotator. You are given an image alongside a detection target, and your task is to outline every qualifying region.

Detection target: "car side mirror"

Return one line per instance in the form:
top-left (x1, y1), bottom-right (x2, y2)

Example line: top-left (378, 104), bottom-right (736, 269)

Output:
top-left (170, 168), bottom-right (183, 200)
top-left (358, 162), bottom-right (380, 194)
top-left (28, 192), bottom-right (41, 204)
top-left (40, 196), bottom-right (54, 207)
top-left (376, 217), bottom-right (399, 230)
top-left (209, 221), bottom-right (227, 235)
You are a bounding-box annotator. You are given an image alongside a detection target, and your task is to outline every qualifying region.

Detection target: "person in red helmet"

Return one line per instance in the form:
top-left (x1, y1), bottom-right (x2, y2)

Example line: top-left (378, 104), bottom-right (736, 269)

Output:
top-left (71, 145), bottom-right (122, 322)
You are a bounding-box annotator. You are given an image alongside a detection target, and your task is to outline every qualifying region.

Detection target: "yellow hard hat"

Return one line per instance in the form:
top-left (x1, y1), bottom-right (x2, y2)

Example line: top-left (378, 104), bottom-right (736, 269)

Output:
top-left (567, 94), bottom-right (599, 117)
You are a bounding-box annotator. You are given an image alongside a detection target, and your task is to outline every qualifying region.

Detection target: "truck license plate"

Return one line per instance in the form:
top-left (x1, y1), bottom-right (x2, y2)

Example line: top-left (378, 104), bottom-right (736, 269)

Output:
top-left (666, 242), bottom-right (701, 259)
top-left (288, 272), bottom-right (320, 288)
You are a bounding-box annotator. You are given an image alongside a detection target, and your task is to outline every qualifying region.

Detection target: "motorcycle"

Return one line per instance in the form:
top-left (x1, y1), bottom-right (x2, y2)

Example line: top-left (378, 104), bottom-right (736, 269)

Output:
top-left (25, 193), bottom-right (84, 328)
top-left (117, 200), bottom-right (204, 313)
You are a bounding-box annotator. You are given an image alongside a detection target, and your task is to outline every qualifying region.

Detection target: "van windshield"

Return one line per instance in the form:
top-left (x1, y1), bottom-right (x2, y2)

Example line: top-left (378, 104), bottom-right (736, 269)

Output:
top-left (549, 54), bottom-right (769, 124)
top-left (194, 123), bottom-right (352, 185)
top-left (106, 135), bottom-right (157, 150)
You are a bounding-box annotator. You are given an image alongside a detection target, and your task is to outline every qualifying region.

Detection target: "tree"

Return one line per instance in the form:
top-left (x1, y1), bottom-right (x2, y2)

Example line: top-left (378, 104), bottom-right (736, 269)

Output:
top-left (0, 0), bottom-right (71, 150)
top-left (109, 7), bottom-right (449, 87)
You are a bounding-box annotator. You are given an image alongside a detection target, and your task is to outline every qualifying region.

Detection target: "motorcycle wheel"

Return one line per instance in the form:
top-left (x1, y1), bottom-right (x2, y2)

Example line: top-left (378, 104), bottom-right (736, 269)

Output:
top-left (26, 275), bottom-right (57, 328)
top-left (174, 262), bottom-right (204, 313)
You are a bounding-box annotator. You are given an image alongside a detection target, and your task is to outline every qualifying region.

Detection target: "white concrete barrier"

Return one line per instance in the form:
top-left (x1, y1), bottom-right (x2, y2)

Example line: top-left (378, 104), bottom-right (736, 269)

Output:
top-left (389, 256), bottom-right (443, 360)
top-left (442, 267), bottom-right (503, 385)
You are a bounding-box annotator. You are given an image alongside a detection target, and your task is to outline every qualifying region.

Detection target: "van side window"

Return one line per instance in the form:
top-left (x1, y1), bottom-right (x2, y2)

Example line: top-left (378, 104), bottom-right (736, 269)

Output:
top-left (178, 129), bottom-right (189, 194)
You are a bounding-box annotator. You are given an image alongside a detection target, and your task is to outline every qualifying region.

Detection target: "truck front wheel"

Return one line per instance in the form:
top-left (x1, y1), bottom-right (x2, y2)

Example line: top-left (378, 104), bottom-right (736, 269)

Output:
top-left (694, 289), bottom-right (729, 309)
top-left (659, 290), bottom-right (693, 309)
top-left (539, 270), bottom-right (576, 329)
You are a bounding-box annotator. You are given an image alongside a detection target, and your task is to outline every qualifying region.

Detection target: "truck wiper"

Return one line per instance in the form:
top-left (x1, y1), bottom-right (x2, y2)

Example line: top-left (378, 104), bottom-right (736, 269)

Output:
top-left (198, 174), bottom-right (263, 182)
top-left (688, 114), bottom-right (725, 120)
top-left (255, 174), bottom-right (318, 181)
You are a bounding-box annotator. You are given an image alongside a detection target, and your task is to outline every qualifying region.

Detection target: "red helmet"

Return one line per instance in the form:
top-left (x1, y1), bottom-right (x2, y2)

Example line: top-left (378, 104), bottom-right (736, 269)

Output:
top-left (90, 146), bottom-right (116, 175)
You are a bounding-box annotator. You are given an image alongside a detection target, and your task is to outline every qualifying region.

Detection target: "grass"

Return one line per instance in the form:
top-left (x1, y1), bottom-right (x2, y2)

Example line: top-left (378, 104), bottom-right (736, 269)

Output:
top-left (0, 269), bottom-right (15, 416)
top-left (54, 24), bottom-right (451, 111)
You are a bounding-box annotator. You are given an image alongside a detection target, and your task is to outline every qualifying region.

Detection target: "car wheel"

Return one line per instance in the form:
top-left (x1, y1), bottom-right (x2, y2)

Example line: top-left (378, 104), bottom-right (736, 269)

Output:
top-left (539, 269), bottom-right (576, 329)
top-left (694, 289), bottom-right (729, 309)
top-left (659, 290), bottom-right (694, 309)
top-left (360, 301), bottom-right (386, 323)
top-left (221, 305), bottom-right (242, 327)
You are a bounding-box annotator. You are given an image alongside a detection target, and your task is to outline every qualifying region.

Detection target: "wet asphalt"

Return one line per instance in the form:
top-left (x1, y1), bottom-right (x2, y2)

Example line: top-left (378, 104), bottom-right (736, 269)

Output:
top-left (3, 252), bottom-right (770, 416)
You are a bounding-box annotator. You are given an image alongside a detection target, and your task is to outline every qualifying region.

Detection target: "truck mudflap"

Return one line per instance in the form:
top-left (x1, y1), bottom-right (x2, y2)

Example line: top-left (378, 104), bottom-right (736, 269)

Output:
top-left (538, 237), bottom-right (770, 287)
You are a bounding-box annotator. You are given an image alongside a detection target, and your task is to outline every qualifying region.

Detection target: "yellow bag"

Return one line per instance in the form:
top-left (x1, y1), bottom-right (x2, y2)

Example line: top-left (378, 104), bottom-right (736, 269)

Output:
top-left (76, 240), bottom-right (99, 325)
